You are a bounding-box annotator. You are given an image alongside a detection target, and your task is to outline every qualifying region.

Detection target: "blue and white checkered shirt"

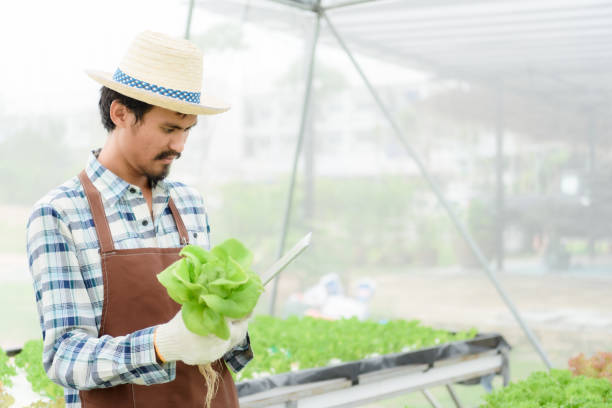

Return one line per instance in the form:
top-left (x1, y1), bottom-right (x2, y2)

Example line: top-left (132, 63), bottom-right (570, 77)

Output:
top-left (26, 151), bottom-right (252, 407)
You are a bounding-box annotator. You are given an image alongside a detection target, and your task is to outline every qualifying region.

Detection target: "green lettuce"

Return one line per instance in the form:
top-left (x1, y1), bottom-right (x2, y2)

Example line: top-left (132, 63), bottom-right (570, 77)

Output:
top-left (482, 369), bottom-right (612, 407)
top-left (157, 239), bottom-right (263, 340)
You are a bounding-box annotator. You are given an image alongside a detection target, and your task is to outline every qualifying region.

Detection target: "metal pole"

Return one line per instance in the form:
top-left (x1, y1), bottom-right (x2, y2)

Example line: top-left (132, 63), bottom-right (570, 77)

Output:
top-left (495, 84), bottom-right (505, 271)
top-left (446, 384), bottom-right (465, 408)
top-left (185, 0), bottom-right (195, 39)
top-left (421, 390), bottom-right (443, 408)
top-left (587, 113), bottom-right (596, 258)
top-left (322, 11), bottom-right (553, 369)
top-left (268, 9), bottom-right (321, 316)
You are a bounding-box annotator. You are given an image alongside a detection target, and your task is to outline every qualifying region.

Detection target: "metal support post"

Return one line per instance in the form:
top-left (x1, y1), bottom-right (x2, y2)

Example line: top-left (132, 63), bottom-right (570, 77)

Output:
top-left (446, 384), bottom-right (465, 408)
top-left (587, 113), bottom-right (596, 258)
top-left (322, 10), bottom-right (553, 369)
top-left (421, 390), bottom-right (443, 408)
top-left (269, 7), bottom-right (321, 316)
top-left (495, 85), bottom-right (505, 271)
top-left (184, 0), bottom-right (195, 39)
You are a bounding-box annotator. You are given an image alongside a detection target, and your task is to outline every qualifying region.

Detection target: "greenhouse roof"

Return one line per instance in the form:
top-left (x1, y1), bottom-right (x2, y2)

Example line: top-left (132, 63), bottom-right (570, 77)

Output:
top-left (200, 0), bottom-right (612, 116)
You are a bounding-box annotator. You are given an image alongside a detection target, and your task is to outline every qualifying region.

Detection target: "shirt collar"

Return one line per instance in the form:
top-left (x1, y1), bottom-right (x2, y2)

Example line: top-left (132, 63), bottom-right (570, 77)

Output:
top-left (84, 149), bottom-right (169, 208)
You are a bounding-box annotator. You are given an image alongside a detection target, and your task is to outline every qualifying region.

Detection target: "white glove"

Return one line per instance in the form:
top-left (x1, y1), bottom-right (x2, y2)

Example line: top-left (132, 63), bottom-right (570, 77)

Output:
top-left (228, 317), bottom-right (249, 349)
top-left (154, 311), bottom-right (232, 365)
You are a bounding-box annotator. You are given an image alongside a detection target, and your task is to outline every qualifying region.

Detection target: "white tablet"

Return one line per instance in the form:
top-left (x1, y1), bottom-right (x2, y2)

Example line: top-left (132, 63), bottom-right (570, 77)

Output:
top-left (261, 232), bottom-right (312, 286)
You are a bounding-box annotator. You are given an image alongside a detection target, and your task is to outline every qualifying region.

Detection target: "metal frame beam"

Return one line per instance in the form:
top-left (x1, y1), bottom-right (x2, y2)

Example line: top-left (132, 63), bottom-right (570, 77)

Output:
top-left (495, 84), bottom-right (505, 272)
top-left (239, 353), bottom-right (506, 407)
top-left (185, 0), bottom-right (195, 39)
top-left (268, 4), bottom-right (322, 315)
top-left (445, 384), bottom-right (464, 408)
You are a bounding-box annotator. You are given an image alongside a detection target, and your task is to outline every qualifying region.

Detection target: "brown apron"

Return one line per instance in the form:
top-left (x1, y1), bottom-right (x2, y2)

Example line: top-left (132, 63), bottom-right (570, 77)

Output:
top-left (77, 171), bottom-right (239, 408)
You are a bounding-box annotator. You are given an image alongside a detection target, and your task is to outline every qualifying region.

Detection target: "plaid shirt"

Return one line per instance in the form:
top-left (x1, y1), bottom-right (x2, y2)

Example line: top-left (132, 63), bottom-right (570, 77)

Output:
top-left (26, 151), bottom-right (252, 407)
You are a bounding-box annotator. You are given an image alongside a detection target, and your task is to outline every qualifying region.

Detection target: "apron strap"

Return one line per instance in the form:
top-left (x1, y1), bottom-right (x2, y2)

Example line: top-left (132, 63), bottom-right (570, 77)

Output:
top-left (78, 170), bottom-right (191, 252)
top-left (168, 198), bottom-right (190, 246)
top-left (78, 170), bottom-right (115, 253)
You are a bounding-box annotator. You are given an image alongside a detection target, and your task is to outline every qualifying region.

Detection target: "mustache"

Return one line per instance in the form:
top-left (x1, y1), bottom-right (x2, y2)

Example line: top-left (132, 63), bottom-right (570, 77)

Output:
top-left (155, 150), bottom-right (182, 161)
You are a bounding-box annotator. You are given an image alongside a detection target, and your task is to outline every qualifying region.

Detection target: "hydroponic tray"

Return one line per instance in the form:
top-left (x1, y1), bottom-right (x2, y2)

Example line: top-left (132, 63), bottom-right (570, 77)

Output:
top-left (237, 333), bottom-right (510, 408)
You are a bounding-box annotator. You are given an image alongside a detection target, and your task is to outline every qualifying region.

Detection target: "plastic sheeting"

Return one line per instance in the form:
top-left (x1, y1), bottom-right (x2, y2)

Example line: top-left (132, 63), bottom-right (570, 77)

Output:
top-left (237, 333), bottom-right (510, 397)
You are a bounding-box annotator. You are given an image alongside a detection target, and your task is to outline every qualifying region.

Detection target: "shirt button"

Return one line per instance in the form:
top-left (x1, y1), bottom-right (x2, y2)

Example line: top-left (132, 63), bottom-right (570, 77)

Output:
top-left (129, 187), bottom-right (136, 193)
top-left (193, 232), bottom-right (198, 238)
top-left (142, 220), bottom-right (149, 226)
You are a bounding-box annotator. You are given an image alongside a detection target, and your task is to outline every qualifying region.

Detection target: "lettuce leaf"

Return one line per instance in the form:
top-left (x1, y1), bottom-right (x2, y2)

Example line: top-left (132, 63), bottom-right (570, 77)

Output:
top-left (158, 239), bottom-right (263, 339)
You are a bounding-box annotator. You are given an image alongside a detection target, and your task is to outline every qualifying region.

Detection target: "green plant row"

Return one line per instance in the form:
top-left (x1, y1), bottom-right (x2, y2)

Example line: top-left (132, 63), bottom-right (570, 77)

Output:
top-left (0, 348), bottom-right (16, 387)
top-left (5, 325), bottom-right (612, 407)
top-left (236, 315), bottom-right (478, 381)
top-left (1, 317), bottom-right (478, 405)
top-left (481, 369), bottom-right (612, 408)
top-left (0, 341), bottom-right (64, 408)
top-left (14, 341), bottom-right (63, 401)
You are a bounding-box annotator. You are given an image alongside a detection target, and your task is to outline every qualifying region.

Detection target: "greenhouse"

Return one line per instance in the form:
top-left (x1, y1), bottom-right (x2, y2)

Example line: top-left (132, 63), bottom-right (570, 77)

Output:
top-left (1, 0), bottom-right (611, 407)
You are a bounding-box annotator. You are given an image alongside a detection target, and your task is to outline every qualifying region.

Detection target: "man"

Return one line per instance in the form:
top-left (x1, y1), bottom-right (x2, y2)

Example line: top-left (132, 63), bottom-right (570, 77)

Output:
top-left (26, 31), bottom-right (251, 408)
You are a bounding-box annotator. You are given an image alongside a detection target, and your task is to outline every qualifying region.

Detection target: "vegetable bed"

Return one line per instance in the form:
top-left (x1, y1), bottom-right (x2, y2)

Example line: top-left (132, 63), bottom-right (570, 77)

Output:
top-left (238, 315), bottom-right (479, 381)
top-left (236, 316), bottom-right (511, 401)
top-left (0, 316), bottom-right (489, 406)
top-left (1, 341), bottom-right (64, 407)
top-left (481, 369), bottom-right (612, 407)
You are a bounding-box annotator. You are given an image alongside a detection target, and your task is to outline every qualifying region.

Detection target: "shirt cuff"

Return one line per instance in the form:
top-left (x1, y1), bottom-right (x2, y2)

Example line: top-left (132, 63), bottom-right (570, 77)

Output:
top-left (131, 327), bottom-right (176, 385)
top-left (224, 332), bottom-right (253, 373)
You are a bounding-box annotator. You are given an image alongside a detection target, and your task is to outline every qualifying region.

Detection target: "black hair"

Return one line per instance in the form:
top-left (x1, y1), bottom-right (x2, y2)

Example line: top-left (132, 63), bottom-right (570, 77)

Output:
top-left (98, 86), bottom-right (154, 132)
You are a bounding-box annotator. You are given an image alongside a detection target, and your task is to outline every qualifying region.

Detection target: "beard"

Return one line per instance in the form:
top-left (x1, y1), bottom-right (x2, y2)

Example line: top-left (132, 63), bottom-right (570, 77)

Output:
top-left (146, 164), bottom-right (171, 189)
top-left (147, 150), bottom-right (182, 188)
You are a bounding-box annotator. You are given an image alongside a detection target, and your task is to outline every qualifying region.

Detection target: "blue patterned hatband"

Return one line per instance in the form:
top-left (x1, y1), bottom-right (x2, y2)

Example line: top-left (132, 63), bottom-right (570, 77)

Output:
top-left (112, 69), bottom-right (201, 104)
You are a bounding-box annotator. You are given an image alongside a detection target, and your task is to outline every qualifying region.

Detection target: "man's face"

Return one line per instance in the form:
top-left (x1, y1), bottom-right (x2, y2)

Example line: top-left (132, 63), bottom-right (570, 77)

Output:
top-left (119, 105), bottom-right (197, 186)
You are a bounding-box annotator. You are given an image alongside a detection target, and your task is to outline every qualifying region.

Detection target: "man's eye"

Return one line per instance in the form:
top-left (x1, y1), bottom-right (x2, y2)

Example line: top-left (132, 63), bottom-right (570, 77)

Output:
top-left (163, 128), bottom-right (174, 134)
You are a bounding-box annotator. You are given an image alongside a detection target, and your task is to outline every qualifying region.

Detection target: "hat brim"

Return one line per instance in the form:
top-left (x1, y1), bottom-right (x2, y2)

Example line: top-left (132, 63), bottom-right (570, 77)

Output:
top-left (86, 69), bottom-right (230, 115)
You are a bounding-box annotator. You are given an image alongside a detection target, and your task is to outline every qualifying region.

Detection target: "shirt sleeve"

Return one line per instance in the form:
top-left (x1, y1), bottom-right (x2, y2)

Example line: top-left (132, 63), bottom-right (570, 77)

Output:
top-left (224, 333), bottom-right (254, 373)
top-left (26, 202), bottom-right (175, 390)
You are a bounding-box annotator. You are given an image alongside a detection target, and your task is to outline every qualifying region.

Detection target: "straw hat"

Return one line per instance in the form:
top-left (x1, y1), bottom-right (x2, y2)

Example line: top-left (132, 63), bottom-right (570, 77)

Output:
top-left (86, 31), bottom-right (229, 115)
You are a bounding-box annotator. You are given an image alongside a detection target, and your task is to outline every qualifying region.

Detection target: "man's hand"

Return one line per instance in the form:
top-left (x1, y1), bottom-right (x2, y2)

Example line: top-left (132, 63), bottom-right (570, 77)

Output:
top-left (154, 311), bottom-right (233, 365)
top-left (227, 315), bottom-right (250, 349)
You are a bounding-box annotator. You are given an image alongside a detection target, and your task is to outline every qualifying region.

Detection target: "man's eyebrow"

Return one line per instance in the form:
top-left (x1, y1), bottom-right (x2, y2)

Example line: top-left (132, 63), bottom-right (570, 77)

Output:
top-left (161, 121), bottom-right (198, 130)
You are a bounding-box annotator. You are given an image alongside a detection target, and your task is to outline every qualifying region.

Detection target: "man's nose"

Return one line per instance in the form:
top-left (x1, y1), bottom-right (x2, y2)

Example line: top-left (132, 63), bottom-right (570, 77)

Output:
top-left (168, 132), bottom-right (188, 154)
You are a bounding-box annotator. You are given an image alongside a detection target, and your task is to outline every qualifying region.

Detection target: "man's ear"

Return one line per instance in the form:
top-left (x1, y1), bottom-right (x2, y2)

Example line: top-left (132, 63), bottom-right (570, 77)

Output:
top-left (109, 100), bottom-right (133, 129)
